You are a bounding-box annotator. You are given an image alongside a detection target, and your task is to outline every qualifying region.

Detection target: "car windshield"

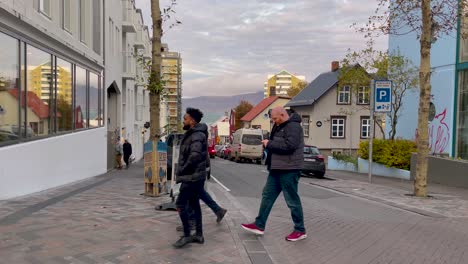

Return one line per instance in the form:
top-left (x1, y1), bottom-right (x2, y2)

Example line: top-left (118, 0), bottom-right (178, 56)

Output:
top-left (242, 134), bottom-right (262, 145)
top-left (304, 146), bottom-right (320, 155)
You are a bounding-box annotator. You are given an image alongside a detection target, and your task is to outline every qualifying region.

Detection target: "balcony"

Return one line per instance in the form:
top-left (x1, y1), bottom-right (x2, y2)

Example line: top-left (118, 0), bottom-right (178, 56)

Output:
top-left (122, 51), bottom-right (135, 80)
top-left (122, 0), bottom-right (137, 33)
top-left (134, 26), bottom-right (146, 49)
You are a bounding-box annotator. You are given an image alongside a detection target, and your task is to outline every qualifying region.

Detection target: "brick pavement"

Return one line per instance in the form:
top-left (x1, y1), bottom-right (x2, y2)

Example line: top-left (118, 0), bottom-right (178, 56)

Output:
top-left (0, 162), bottom-right (251, 264)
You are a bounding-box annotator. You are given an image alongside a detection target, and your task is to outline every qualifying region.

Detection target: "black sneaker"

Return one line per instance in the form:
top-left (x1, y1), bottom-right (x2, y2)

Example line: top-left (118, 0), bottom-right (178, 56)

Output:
top-left (191, 235), bottom-right (205, 244)
top-left (173, 236), bottom-right (194, 248)
top-left (216, 208), bottom-right (227, 223)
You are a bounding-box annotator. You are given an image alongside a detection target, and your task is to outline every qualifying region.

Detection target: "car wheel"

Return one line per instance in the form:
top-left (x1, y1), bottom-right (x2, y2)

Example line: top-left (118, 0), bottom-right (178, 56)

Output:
top-left (256, 159), bottom-right (261, 165)
top-left (314, 171), bottom-right (325, 178)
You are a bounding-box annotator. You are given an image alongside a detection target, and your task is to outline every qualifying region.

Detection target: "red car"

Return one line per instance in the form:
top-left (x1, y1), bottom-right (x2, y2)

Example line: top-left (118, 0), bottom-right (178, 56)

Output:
top-left (208, 139), bottom-right (216, 158)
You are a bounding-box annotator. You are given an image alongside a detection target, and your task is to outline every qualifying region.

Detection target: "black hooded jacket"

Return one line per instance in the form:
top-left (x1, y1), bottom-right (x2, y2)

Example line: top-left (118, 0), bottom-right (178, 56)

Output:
top-left (265, 113), bottom-right (304, 170)
top-left (176, 123), bottom-right (208, 183)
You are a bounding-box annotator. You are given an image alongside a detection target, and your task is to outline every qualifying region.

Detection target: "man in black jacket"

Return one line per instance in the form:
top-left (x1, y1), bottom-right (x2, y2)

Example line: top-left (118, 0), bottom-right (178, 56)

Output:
top-left (123, 140), bottom-right (132, 169)
top-left (241, 107), bottom-right (307, 242)
top-left (173, 107), bottom-right (208, 248)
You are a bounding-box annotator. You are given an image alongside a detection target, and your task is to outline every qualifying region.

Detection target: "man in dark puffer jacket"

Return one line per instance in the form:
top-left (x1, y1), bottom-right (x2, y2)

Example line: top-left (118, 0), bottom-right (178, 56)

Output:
top-left (241, 107), bottom-right (307, 242)
top-left (173, 107), bottom-right (208, 248)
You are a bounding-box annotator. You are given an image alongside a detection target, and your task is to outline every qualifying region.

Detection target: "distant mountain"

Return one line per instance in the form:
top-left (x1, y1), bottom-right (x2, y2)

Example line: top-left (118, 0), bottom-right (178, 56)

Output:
top-left (182, 91), bottom-right (264, 124)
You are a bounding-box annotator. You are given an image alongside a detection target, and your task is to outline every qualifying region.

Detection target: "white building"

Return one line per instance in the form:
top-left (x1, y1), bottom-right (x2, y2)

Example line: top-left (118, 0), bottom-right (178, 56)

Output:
top-left (0, 0), bottom-right (152, 199)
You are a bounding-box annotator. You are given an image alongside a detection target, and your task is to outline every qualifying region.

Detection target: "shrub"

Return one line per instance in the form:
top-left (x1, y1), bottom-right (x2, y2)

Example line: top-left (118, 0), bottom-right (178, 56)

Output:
top-left (358, 139), bottom-right (417, 170)
top-left (332, 152), bottom-right (358, 167)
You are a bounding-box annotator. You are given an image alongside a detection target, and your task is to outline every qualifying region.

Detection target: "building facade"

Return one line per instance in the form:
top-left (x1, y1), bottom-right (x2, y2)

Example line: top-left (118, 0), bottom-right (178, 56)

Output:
top-left (286, 63), bottom-right (384, 158)
top-left (161, 44), bottom-right (182, 134)
top-left (0, 0), bottom-right (152, 199)
top-left (263, 70), bottom-right (306, 98)
top-left (388, 8), bottom-right (468, 160)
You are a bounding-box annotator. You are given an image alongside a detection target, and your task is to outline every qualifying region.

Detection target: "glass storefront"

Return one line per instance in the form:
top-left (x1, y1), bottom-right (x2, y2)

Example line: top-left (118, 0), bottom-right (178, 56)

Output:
top-left (57, 58), bottom-right (73, 132)
top-left (458, 71), bottom-right (468, 159)
top-left (26, 45), bottom-right (52, 137)
top-left (0, 29), bottom-right (103, 147)
top-left (0, 32), bottom-right (19, 145)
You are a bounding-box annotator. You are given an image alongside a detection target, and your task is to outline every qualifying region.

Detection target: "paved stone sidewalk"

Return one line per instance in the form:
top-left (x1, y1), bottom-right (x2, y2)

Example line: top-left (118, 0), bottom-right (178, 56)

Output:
top-left (0, 162), bottom-right (251, 264)
top-left (304, 170), bottom-right (468, 218)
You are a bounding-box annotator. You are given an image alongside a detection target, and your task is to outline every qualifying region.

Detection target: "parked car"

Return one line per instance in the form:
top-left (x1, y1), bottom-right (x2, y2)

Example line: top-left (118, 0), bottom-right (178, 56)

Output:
top-left (230, 128), bottom-right (263, 163)
top-left (302, 145), bottom-right (326, 178)
top-left (223, 144), bottom-right (232, 159)
top-left (216, 144), bottom-right (227, 157)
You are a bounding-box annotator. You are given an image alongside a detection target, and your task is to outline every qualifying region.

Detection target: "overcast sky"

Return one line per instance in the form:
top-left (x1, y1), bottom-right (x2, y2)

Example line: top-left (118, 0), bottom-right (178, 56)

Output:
top-left (135, 0), bottom-right (387, 98)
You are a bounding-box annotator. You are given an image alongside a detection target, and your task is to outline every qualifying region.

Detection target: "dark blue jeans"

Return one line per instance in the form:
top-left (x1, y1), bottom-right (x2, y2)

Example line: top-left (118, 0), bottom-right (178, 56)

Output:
top-left (200, 187), bottom-right (222, 214)
top-left (255, 170), bottom-right (305, 233)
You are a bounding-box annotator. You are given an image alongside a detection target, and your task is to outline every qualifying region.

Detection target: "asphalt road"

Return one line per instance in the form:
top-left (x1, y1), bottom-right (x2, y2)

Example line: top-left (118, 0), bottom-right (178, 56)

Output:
top-left (210, 157), bottom-right (468, 264)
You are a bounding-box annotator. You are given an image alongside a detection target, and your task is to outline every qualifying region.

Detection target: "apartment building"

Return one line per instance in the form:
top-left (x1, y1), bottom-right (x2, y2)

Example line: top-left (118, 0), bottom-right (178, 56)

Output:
top-left (263, 70), bottom-right (306, 98)
top-left (161, 44), bottom-right (182, 134)
top-left (0, 0), bottom-right (152, 199)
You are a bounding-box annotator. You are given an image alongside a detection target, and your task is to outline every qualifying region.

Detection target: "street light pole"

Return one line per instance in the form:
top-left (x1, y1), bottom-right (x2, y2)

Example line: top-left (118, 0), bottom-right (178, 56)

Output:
top-left (369, 79), bottom-right (374, 183)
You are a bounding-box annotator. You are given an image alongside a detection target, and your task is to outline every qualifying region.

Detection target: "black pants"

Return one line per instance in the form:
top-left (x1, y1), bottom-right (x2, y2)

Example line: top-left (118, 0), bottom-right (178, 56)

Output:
top-left (123, 154), bottom-right (130, 167)
top-left (176, 180), bottom-right (205, 237)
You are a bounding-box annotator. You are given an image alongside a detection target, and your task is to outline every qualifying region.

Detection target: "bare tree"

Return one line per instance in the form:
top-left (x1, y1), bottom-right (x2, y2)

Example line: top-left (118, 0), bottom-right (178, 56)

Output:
top-left (355, 0), bottom-right (465, 197)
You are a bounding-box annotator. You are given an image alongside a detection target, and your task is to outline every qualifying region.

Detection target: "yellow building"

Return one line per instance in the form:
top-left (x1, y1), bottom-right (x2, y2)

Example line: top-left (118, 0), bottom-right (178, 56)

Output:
top-left (263, 70), bottom-right (306, 98)
top-left (162, 45), bottom-right (182, 134)
top-left (29, 62), bottom-right (72, 104)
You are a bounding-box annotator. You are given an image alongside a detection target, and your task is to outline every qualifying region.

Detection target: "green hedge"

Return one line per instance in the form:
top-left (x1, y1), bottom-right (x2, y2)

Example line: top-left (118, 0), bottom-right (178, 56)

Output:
top-left (358, 139), bottom-right (417, 170)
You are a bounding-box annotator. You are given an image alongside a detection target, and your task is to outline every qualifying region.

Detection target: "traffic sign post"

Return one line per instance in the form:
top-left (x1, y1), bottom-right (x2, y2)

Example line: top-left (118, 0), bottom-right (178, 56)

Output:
top-left (369, 80), bottom-right (392, 183)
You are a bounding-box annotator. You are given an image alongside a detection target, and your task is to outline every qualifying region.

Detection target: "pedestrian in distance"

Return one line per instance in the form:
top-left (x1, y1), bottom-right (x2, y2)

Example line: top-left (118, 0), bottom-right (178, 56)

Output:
top-left (173, 107), bottom-right (208, 248)
top-left (115, 137), bottom-right (123, 170)
top-left (123, 139), bottom-right (132, 169)
top-left (241, 106), bottom-right (307, 242)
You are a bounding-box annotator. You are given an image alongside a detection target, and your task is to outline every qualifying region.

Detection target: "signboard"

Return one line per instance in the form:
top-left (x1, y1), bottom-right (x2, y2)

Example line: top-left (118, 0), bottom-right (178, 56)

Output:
top-left (143, 140), bottom-right (168, 196)
top-left (374, 80), bottom-right (392, 113)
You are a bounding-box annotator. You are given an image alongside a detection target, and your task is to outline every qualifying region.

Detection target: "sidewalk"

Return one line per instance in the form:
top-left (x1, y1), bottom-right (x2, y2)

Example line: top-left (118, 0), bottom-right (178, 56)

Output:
top-left (303, 170), bottom-right (468, 218)
top-left (0, 161), bottom-right (250, 264)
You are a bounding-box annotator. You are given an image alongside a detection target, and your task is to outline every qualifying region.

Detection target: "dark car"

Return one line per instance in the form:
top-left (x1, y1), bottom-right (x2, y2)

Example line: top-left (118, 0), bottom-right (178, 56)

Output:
top-left (302, 146), bottom-right (326, 178)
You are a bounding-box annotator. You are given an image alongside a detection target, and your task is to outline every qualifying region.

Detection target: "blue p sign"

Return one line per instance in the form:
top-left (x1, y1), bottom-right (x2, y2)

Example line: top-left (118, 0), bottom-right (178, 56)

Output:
top-left (376, 88), bottom-right (390, 102)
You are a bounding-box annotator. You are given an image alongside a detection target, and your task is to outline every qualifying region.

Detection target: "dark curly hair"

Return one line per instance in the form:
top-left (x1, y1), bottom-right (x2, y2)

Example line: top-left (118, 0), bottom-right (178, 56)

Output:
top-left (186, 107), bottom-right (204, 123)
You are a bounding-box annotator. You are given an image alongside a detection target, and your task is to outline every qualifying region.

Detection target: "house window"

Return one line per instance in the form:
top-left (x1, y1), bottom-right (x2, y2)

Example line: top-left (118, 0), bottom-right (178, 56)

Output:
top-left (301, 115), bottom-right (310, 137)
top-left (331, 116), bottom-right (346, 138)
top-left (338, 86), bottom-right (351, 104)
top-left (62, 0), bottom-right (71, 32)
top-left (358, 86), bottom-right (370, 105)
top-left (92, 0), bottom-right (101, 54)
top-left (361, 116), bottom-right (371, 138)
top-left (79, 0), bottom-right (86, 43)
top-left (39, 0), bottom-right (51, 17)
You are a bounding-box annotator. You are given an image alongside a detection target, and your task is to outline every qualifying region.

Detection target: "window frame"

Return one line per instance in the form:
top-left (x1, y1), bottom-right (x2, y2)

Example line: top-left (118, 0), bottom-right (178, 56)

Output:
top-left (301, 115), bottom-right (310, 137)
top-left (330, 116), bottom-right (346, 139)
top-left (360, 116), bottom-right (371, 139)
top-left (61, 0), bottom-right (72, 33)
top-left (38, 0), bottom-right (52, 19)
top-left (357, 86), bottom-right (370, 105)
top-left (337, 85), bottom-right (351, 105)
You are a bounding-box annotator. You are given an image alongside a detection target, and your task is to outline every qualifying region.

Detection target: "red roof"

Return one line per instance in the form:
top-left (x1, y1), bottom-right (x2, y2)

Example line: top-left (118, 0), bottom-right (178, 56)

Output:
top-left (8, 90), bottom-right (52, 119)
top-left (241, 96), bottom-right (290, 122)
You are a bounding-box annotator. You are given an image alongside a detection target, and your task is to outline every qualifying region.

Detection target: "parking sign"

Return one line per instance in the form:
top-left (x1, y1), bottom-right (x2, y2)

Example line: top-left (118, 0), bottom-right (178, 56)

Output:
top-left (374, 80), bottom-right (392, 113)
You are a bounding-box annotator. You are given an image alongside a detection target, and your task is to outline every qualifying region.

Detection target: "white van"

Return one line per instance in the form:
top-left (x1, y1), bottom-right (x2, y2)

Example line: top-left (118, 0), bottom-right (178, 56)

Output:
top-left (229, 128), bottom-right (263, 163)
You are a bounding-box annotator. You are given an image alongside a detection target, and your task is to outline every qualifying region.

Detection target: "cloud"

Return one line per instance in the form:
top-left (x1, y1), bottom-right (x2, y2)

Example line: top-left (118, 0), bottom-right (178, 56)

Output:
top-left (135, 0), bottom-right (388, 98)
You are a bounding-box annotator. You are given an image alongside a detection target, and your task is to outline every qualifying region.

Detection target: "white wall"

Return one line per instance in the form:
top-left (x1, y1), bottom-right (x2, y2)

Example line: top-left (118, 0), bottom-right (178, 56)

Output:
top-left (0, 128), bottom-right (107, 199)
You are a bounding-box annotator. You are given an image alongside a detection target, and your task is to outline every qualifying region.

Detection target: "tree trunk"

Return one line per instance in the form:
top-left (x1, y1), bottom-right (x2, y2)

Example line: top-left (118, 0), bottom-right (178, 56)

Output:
top-left (414, 0), bottom-right (432, 197)
top-left (150, 0), bottom-right (162, 140)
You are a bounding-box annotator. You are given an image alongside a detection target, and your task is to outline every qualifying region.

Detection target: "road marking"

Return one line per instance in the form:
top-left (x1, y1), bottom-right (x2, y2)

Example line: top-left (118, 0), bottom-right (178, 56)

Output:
top-left (211, 174), bottom-right (231, 192)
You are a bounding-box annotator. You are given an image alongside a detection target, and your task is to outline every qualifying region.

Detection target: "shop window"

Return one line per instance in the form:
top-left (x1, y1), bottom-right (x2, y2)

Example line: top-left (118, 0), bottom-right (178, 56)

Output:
top-left (0, 32), bottom-right (20, 145)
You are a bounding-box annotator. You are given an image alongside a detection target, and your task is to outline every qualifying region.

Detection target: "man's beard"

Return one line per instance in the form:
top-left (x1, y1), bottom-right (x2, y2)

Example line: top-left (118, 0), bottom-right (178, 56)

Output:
top-left (183, 124), bottom-right (190, 130)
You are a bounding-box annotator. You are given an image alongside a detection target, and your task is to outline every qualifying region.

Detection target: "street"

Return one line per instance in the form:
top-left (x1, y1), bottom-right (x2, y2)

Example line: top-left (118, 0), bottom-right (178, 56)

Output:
top-left (209, 157), bottom-right (468, 264)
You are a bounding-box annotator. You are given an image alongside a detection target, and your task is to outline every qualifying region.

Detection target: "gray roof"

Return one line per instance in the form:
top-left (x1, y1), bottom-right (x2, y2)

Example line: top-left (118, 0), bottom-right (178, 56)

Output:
top-left (285, 70), bottom-right (339, 107)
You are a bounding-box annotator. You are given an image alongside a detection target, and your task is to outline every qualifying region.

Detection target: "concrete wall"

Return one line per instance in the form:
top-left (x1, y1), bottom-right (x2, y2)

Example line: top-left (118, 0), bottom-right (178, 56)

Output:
top-left (411, 154), bottom-right (468, 188)
top-left (0, 128), bottom-right (107, 199)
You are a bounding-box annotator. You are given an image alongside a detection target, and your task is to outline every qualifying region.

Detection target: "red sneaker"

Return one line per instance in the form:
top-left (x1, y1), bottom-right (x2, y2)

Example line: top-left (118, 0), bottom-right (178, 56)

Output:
top-left (241, 223), bottom-right (264, 235)
top-left (285, 231), bottom-right (307, 241)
